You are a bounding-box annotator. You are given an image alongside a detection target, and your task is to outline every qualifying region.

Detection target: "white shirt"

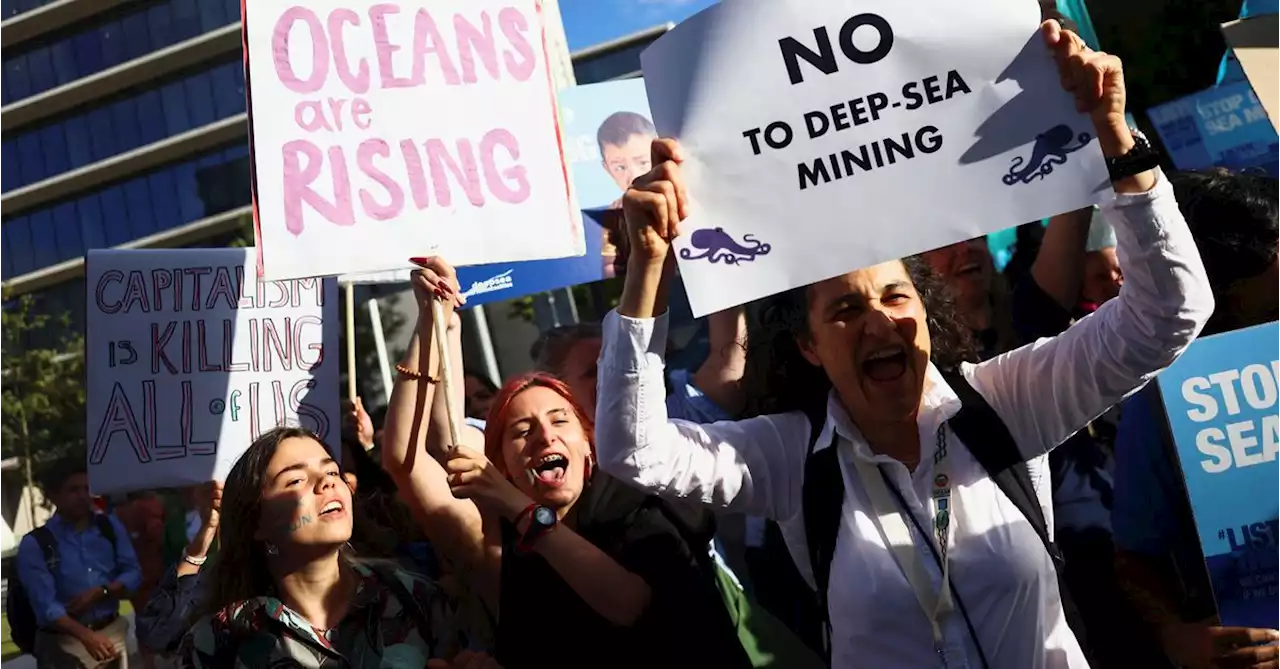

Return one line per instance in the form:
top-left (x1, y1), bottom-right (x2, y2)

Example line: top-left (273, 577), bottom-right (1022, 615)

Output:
top-left (594, 173), bottom-right (1213, 669)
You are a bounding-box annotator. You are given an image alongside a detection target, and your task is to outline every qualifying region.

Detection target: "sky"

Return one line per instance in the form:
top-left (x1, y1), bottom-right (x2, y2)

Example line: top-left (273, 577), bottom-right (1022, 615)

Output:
top-left (558, 0), bottom-right (718, 51)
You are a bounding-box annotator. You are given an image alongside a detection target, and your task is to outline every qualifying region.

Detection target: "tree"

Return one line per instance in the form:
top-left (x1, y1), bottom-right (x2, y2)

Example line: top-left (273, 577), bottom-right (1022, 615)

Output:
top-left (1, 291), bottom-right (87, 521)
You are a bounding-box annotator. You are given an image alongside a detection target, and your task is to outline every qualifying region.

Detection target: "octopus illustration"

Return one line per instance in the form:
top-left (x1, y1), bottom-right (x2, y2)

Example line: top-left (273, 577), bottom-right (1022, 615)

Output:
top-left (1003, 124), bottom-right (1092, 185)
top-left (679, 227), bottom-right (772, 264)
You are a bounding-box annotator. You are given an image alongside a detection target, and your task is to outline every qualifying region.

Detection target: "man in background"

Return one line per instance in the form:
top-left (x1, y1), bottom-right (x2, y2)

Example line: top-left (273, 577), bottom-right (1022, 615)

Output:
top-left (17, 460), bottom-right (141, 668)
top-left (113, 492), bottom-right (163, 669)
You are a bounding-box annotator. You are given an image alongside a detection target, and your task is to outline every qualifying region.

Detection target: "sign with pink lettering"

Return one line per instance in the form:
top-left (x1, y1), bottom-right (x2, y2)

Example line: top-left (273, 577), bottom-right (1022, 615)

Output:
top-left (244, 0), bottom-right (582, 281)
top-left (85, 249), bottom-right (340, 494)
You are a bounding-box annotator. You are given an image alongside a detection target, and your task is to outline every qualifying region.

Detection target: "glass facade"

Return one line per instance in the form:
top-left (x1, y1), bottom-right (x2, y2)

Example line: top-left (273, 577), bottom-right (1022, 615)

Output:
top-left (1, 0), bottom-right (59, 20)
top-left (2, 0), bottom-right (239, 105)
top-left (572, 40), bottom-right (652, 84)
top-left (2, 143), bottom-right (251, 280)
top-left (3, 58), bottom-right (245, 192)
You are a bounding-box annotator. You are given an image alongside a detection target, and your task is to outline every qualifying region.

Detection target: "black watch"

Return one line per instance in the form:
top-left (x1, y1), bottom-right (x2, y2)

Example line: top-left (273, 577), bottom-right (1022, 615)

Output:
top-left (1106, 128), bottom-right (1161, 182)
top-left (516, 506), bottom-right (557, 553)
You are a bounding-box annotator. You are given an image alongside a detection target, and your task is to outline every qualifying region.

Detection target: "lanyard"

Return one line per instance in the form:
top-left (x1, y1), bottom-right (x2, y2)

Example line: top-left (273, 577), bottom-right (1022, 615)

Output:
top-left (851, 425), bottom-right (956, 665)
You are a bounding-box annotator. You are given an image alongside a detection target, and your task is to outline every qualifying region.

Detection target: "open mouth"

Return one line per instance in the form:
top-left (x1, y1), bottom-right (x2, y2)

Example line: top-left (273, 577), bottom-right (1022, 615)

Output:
top-left (528, 454), bottom-right (569, 488)
top-left (861, 345), bottom-right (908, 382)
top-left (319, 500), bottom-right (346, 517)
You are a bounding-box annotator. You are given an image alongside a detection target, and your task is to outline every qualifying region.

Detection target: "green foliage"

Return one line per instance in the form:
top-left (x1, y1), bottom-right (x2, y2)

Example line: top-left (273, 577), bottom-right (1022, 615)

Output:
top-left (1, 291), bottom-right (87, 488)
top-left (505, 278), bottom-right (624, 324)
top-left (227, 215), bottom-right (255, 248)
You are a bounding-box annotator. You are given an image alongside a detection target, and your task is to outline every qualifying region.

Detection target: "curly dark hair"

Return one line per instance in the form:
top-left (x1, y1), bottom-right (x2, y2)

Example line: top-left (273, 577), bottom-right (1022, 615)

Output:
top-left (741, 255), bottom-right (979, 417)
top-left (1170, 169), bottom-right (1277, 290)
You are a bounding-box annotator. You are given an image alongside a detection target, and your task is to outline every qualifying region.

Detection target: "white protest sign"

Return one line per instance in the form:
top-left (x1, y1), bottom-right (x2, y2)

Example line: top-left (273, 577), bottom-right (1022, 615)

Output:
top-left (86, 249), bottom-right (339, 495)
top-left (246, 0), bottom-right (582, 281)
top-left (641, 0), bottom-right (1111, 316)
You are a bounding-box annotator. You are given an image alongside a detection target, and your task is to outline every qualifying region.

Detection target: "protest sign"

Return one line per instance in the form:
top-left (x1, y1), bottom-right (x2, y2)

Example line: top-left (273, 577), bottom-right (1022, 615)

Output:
top-left (639, 0), bottom-right (1110, 316)
top-left (1222, 12), bottom-right (1279, 133)
top-left (1147, 81), bottom-right (1278, 176)
top-left (244, 0), bottom-right (581, 281)
top-left (86, 249), bottom-right (339, 495)
top-left (451, 79), bottom-right (653, 305)
top-left (333, 79), bottom-right (652, 307)
top-left (1157, 321), bottom-right (1279, 629)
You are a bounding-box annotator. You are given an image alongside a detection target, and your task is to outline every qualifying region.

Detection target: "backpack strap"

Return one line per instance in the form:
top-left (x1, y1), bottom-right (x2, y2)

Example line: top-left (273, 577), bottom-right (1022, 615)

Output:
top-left (32, 526), bottom-right (58, 571)
top-left (942, 371), bottom-right (1088, 640)
top-left (94, 515), bottom-right (118, 560)
top-left (799, 402), bottom-right (840, 657)
top-left (941, 371), bottom-right (1063, 572)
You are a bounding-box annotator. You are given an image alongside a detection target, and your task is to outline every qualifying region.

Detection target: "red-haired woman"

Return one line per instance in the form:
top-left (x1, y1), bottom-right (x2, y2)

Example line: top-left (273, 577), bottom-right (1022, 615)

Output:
top-left (381, 257), bottom-right (750, 669)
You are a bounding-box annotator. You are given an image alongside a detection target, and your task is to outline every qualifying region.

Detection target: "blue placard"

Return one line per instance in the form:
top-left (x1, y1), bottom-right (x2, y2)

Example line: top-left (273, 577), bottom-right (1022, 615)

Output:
top-left (1157, 321), bottom-right (1280, 629)
top-left (454, 78), bottom-right (653, 306)
top-left (1147, 82), bottom-right (1278, 177)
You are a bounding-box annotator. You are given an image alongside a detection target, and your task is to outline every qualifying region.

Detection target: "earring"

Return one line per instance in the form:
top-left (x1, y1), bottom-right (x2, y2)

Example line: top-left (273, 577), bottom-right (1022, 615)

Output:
top-left (265, 541), bottom-right (279, 556)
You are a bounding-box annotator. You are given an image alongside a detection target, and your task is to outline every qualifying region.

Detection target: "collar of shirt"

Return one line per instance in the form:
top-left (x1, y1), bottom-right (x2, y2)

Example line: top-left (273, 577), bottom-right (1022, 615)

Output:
top-left (812, 363), bottom-right (964, 467)
top-left (208, 563), bottom-right (420, 657)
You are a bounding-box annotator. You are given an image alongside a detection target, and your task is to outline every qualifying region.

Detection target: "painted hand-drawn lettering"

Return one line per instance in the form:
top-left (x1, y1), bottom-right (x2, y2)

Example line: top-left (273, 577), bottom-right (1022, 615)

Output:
top-left (247, 0), bottom-right (580, 281)
top-left (86, 249), bottom-right (339, 495)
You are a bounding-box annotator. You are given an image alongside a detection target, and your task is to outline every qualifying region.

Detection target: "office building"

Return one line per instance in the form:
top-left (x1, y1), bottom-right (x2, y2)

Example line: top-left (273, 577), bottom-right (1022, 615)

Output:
top-left (2, 2), bottom-right (666, 349)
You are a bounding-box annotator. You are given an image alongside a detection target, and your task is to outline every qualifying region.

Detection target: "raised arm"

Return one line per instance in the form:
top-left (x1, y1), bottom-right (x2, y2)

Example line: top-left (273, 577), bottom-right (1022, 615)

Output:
top-left (380, 259), bottom-right (487, 569)
top-left (969, 23), bottom-right (1214, 458)
top-left (594, 138), bottom-right (809, 521)
top-left (1029, 207), bottom-right (1094, 311)
top-left (689, 306), bottom-right (748, 417)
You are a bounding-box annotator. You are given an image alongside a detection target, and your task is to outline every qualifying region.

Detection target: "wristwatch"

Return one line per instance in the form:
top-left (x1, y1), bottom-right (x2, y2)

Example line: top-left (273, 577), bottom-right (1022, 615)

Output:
top-left (1106, 127), bottom-right (1161, 182)
top-left (516, 506), bottom-right (558, 553)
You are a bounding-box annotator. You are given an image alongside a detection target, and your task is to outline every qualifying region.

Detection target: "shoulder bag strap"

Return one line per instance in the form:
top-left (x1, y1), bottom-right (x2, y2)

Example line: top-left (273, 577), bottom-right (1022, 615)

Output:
top-left (800, 404), bottom-right (841, 658)
top-left (95, 515), bottom-right (118, 560)
top-left (942, 371), bottom-right (1062, 570)
top-left (33, 526), bottom-right (58, 570)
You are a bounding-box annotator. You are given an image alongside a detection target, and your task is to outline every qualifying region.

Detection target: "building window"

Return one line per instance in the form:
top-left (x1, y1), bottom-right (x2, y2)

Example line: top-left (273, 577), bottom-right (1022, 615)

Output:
top-left (2, 58), bottom-right (246, 191)
top-left (2, 143), bottom-right (251, 281)
top-left (2, 0), bottom-right (239, 106)
top-left (572, 41), bottom-right (653, 85)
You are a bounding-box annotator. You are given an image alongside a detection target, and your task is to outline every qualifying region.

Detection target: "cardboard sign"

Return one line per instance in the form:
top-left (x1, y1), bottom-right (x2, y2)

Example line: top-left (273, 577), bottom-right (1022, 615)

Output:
top-left (338, 79), bottom-right (653, 307)
top-left (244, 0), bottom-right (581, 280)
top-left (450, 79), bottom-right (654, 305)
top-left (1147, 81), bottom-right (1278, 176)
top-left (1157, 322), bottom-right (1279, 629)
top-left (1222, 12), bottom-right (1279, 133)
top-left (86, 249), bottom-right (339, 494)
top-left (639, 0), bottom-right (1110, 316)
